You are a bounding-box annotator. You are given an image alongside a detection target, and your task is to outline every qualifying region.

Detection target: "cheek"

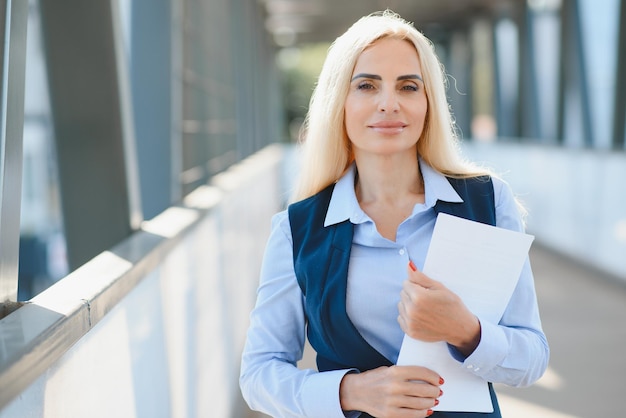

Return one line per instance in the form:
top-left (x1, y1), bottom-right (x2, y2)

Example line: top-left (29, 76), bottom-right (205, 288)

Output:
top-left (414, 99), bottom-right (428, 124)
top-left (344, 96), bottom-right (356, 116)
top-left (343, 98), bottom-right (363, 130)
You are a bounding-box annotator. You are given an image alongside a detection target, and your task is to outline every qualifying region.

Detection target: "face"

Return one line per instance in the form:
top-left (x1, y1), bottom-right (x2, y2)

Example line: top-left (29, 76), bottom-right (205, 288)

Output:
top-left (344, 37), bottom-right (428, 158)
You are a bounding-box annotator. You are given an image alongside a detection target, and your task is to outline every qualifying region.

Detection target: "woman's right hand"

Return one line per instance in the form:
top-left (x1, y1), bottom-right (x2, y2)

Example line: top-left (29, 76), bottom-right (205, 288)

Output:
top-left (339, 365), bottom-right (443, 418)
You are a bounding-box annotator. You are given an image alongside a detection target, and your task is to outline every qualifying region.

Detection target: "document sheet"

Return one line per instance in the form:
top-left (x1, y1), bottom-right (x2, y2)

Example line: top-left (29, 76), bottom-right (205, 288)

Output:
top-left (396, 213), bottom-right (534, 412)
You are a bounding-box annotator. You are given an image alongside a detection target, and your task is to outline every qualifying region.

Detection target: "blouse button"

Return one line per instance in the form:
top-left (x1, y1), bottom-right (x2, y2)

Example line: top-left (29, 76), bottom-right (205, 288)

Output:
top-left (399, 249), bottom-right (405, 255)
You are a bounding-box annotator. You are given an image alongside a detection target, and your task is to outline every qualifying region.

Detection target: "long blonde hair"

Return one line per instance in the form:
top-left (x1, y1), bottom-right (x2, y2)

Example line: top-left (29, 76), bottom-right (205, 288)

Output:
top-left (292, 10), bottom-right (488, 202)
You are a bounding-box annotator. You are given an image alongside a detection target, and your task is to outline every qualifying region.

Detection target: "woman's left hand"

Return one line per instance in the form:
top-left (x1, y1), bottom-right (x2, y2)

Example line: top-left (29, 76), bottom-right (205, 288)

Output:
top-left (397, 261), bottom-right (481, 357)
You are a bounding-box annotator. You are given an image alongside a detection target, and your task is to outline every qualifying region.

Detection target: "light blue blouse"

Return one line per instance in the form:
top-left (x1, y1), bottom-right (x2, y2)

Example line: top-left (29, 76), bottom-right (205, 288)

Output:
top-left (240, 161), bottom-right (549, 418)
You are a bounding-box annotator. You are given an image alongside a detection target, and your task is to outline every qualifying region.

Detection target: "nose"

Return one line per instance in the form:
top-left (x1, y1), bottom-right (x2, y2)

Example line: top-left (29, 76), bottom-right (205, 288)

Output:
top-left (378, 88), bottom-right (400, 113)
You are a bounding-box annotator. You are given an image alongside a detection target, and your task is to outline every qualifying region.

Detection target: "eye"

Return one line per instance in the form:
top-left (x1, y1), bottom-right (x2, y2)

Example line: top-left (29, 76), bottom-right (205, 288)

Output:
top-left (400, 84), bottom-right (418, 92)
top-left (356, 81), bottom-right (375, 90)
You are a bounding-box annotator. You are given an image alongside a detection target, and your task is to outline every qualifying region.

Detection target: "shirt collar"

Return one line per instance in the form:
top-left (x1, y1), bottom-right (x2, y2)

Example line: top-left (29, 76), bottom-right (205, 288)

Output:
top-left (420, 158), bottom-right (463, 207)
top-left (325, 163), bottom-right (361, 226)
top-left (324, 159), bottom-right (463, 227)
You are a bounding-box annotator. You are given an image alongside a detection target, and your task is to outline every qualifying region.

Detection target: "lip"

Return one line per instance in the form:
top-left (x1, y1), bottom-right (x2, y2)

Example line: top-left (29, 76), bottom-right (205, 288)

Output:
top-left (368, 120), bottom-right (407, 134)
top-left (369, 121), bottom-right (407, 128)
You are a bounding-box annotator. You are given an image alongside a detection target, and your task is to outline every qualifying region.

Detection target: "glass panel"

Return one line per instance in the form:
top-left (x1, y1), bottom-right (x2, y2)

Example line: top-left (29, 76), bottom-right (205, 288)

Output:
top-left (531, 8), bottom-right (560, 141)
top-left (494, 18), bottom-right (519, 138)
top-left (579, 0), bottom-right (620, 149)
top-left (19, 0), bottom-right (68, 300)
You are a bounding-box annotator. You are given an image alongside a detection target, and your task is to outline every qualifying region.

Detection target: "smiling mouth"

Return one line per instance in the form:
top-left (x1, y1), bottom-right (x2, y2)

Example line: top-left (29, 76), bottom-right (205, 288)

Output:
top-left (369, 121), bottom-right (407, 128)
top-left (368, 122), bottom-right (407, 134)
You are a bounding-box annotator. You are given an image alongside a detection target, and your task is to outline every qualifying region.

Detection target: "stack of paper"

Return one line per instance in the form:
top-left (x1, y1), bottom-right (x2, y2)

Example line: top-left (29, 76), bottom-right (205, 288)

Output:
top-left (397, 213), bottom-right (534, 412)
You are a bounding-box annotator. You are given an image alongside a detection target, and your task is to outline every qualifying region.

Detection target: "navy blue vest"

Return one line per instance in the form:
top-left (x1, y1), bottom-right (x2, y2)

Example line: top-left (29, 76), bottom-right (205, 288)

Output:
top-left (288, 176), bottom-right (501, 417)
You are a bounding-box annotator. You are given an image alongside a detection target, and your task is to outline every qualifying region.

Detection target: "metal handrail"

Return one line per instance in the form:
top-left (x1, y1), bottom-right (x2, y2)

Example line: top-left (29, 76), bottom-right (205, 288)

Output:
top-left (0, 0), bottom-right (29, 312)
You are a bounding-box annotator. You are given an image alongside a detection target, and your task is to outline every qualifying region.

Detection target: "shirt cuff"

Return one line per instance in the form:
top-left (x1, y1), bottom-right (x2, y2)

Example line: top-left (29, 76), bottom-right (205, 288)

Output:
top-left (301, 369), bottom-right (359, 418)
top-left (461, 320), bottom-right (508, 376)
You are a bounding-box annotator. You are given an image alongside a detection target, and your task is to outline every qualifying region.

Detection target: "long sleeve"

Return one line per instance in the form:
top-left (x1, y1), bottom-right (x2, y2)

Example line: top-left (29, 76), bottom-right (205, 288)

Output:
top-left (453, 178), bottom-right (550, 387)
top-left (239, 212), bottom-right (354, 418)
top-left (240, 169), bottom-right (551, 416)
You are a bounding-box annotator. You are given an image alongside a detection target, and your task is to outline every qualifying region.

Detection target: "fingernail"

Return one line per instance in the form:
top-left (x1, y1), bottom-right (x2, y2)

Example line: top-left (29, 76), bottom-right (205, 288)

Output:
top-left (439, 389), bottom-right (443, 397)
top-left (439, 377), bottom-right (445, 385)
top-left (434, 399), bottom-right (439, 406)
top-left (426, 410), bottom-right (434, 416)
top-left (409, 260), bottom-right (417, 271)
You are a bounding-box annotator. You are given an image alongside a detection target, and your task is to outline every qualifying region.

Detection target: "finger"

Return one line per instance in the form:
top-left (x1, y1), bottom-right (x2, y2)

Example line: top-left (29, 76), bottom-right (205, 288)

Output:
top-left (397, 399), bottom-right (437, 417)
top-left (399, 285), bottom-right (415, 305)
top-left (399, 394), bottom-right (440, 412)
top-left (397, 287), bottom-right (424, 331)
top-left (404, 380), bottom-right (443, 401)
top-left (407, 368), bottom-right (444, 388)
top-left (397, 291), bottom-right (417, 328)
top-left (393, 365), bottom-right (444, 388)
top-left (397, 312), bottom-right (407, 333)
top-left (407, 261), bottom-right (440, 289)
top-left (389, 407), bottom-right (434, 418)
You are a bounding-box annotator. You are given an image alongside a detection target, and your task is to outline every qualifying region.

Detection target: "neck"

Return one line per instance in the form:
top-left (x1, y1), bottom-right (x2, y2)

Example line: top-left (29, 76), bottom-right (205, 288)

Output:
top-left (354, 153), bottom-right (423, 204)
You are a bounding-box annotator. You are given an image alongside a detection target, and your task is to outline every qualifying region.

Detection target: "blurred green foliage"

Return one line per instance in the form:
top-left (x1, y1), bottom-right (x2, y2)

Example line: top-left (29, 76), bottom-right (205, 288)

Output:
top-left (277, 43), bottom-right (329, 142)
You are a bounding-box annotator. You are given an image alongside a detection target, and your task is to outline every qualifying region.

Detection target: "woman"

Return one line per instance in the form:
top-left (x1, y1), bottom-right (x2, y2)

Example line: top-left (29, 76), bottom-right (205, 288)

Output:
top-left (240, 10), bottom-right (549, 418)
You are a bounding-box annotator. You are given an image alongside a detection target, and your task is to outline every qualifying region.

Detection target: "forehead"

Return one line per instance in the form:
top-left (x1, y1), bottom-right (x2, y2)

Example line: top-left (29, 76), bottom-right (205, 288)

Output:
top-left (353, 38), bottom-right (422, 74)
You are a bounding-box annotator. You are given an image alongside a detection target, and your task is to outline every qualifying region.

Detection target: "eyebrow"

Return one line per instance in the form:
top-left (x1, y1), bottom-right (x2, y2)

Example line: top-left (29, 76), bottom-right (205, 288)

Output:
top-left (350, 73), bottom-right (423, 82)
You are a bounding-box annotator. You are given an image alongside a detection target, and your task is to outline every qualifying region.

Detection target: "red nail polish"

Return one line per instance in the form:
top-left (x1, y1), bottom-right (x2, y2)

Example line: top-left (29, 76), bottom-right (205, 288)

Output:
top-left (427, 410), bottom-right (434, 416)
top-left (439, 389), bottom-right (443, 397)
top-left (409, 260), bottom-right (417, 271)
top-left (434, 399), bottom-right (439, 406)
top-left (439, 377), bottom-right (445, 385)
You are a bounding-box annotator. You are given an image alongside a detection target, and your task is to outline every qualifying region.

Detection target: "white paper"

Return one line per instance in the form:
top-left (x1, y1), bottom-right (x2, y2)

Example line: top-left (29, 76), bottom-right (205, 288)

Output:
top-left (397, 213), bottom-right (534, 412)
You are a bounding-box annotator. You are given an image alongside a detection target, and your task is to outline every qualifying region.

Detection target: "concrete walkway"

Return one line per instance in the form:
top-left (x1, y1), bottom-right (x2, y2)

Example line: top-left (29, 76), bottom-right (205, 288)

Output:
top-left (246, 244), bottom-right (626, 417)
top-left (495, 244), bottom-right (626, 417)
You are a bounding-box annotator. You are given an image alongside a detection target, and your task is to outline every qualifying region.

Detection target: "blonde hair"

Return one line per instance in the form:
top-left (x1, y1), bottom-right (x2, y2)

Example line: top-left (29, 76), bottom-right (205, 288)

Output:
top-left (292, 10), bottom-right (489, 202)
